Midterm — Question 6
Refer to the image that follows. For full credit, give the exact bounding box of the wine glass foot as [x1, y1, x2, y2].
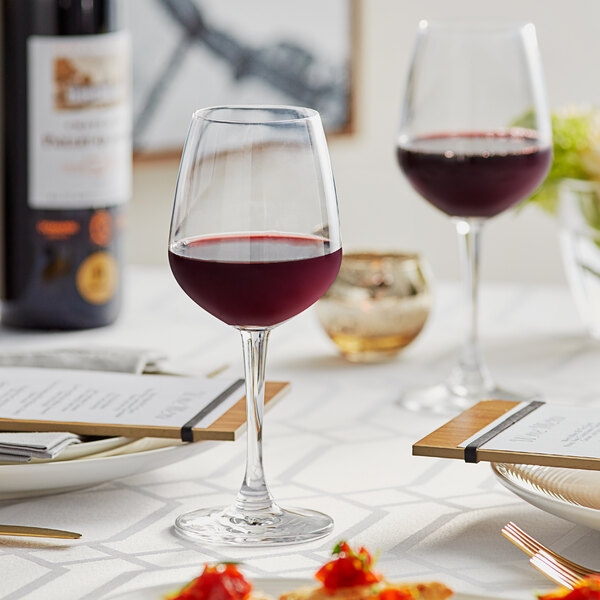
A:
[173, 504, 333, 546]
[397, 382, 538, 416]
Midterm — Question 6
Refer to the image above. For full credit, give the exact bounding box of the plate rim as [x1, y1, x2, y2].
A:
[492, 462, 600, 516]
[0, 438, 218, 499]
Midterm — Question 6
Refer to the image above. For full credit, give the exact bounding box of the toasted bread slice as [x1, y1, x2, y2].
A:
[385, 582, 453, 600]
[280, 584, 373, 600]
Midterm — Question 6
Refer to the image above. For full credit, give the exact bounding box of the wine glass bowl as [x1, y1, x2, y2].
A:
[397, 132, 552, 219]
[169, 233, 342, 328]
[396, 21, 552, 412]
[168, 105, 341, 545]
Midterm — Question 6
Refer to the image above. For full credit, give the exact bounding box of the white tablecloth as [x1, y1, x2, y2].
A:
[1, 266, 600, 600]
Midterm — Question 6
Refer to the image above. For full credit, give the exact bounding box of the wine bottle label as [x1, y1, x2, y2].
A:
[27, 31, 131, 209]
[35, 219, 81, 240]
[89, 209, 113, 247]
[76, 251, 118, 305]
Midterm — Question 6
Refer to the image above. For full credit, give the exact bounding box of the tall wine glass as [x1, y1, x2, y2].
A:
[396, 21, 552, 413]
[168, 106, 341, 545]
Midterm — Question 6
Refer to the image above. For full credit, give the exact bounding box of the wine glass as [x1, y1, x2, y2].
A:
[168, 106, 342, 545]
[396, 21, 552, 413]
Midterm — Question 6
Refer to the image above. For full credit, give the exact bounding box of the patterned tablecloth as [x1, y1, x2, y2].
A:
[1, 266, 600, 600]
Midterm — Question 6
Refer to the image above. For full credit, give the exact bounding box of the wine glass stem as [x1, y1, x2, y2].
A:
[453, 217, 492, 392]
[235, 327, 276, 513]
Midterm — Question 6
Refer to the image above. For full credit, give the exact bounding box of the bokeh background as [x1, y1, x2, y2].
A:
[126, 0, 600, 284]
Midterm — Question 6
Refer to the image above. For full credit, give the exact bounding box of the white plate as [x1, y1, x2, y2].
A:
[106, 576, 507, 600]
[492, 463, 600, 531]
[0, 439, 217, 499]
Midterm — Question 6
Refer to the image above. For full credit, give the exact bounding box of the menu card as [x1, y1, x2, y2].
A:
[0, 367, 289, 442]
[459, 402, 600, 457]
[413, 400, 600, 470]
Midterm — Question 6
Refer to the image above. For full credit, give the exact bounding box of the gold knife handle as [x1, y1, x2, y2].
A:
[0, 525, 81, 539]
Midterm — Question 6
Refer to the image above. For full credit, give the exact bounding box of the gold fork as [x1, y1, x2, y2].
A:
[501, 522, 598, 580]
[529, 550, 584, 589]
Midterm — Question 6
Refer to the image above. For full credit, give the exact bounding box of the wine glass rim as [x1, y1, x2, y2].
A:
[418, 18, 535, 34]
[192, 105, 320, 125]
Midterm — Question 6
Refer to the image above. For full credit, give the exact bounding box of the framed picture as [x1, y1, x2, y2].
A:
[128, 0, 357, 160]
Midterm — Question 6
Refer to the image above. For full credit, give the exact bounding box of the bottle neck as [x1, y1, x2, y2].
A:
[21, 0, 120, 36]
[55, 0, 116, 35]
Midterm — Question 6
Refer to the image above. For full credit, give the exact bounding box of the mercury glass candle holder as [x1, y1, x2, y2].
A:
[316, 251, 432, 362]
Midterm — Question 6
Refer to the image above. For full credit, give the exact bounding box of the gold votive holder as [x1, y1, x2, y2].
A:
[316, 251, 432, 363]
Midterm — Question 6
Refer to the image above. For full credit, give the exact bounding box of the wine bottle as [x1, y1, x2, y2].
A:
[0, 0, 130, 329]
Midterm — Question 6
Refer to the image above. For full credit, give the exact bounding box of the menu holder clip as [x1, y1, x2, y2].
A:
[0, 377, 290, 443]
[413, 399, 600, 471]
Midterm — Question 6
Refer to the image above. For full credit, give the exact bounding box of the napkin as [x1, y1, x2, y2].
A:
[0, 347, 168, 462]
[0, 347, 166, 374]
[0, 432, 81, 463]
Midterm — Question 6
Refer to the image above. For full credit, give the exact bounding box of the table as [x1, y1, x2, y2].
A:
[2, 266, 600, 600]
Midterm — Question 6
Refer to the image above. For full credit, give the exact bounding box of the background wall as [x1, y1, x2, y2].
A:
[129, 0, 600, 284]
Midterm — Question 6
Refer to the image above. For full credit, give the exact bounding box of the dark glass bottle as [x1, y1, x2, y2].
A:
[1, 0, 130, 329]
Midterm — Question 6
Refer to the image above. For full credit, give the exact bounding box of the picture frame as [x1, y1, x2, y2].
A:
[128, 0, 358, 161]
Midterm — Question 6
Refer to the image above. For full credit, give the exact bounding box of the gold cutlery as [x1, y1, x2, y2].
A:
[501, 521, 598, 586]
[530, 550, 585, 589]
[0, 525, 81, 539]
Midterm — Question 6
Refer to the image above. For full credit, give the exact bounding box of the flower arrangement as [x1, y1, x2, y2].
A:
[522, 105, 600, 216]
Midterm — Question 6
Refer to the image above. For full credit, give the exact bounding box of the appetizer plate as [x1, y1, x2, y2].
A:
[0, 439, 217, 499]
[105, 577, 508, 600]
[492, 462, 600, 531]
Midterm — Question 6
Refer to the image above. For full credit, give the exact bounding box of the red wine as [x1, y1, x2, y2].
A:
[169, 234, 342, 327]
[397, 132, 552, 218]
[1, 0, 130, 329]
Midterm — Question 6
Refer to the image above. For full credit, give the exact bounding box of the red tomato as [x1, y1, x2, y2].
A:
[315, 542, 382, 592]
[169, 564, 252, 600]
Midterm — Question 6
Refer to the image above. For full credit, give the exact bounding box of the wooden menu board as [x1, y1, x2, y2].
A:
[413, 400, 600, 471]
[0, 381, 289, 443]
